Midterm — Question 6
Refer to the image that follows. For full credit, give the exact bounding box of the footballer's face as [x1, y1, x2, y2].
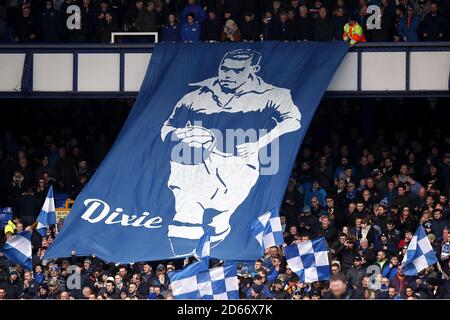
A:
[219, 58, 254, 91]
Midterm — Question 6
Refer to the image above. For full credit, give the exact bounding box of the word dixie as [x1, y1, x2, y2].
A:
[80, 199, 163, 229]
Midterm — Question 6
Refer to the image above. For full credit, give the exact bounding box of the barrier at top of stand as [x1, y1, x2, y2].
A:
[0, 42, 449, 98]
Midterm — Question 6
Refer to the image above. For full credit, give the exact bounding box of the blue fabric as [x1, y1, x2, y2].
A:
[45, 42, 348, 263]
[36, 186, 56, 236]
[0, 231, 32, 270]
[402, 225, 438, 276]
[284, 237, 330, 283]
[252, 208, 284, 252]
[180, 22, 201, 42]
[169, 261, 239, 300]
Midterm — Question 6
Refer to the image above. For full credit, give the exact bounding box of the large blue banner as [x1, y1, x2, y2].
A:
[45, 42, 348, 263]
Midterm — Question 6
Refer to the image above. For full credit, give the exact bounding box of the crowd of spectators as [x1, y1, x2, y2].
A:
[0, 0, 448, 43]
[0, 98, 449, 299]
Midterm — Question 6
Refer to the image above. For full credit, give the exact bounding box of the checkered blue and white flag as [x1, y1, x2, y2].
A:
[253, 208, 284, 251]
[0, 231, 32, 270]
[36, 186, 56, 237]
[284, 237, 330, 283]
[402, 225, 439, 276]
[169, 261, 239, 300]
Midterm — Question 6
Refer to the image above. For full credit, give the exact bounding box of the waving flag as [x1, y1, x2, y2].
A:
[0, 231, 32, 270]
[253, 208, 284, 251]
[194, 231, 211, 263]
[36, 186, 56, 237]
[284, 237, 330, 283]
[402, 225, 439, 276]
[45, 42, 349, 263]
[169, 261, 239, 300]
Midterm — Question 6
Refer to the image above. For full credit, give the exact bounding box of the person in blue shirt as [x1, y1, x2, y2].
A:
[180, 13, 201, 42]
[181, 0, 206, 24]
[162, 13, 180, 42]
[305, 179, 327, 207]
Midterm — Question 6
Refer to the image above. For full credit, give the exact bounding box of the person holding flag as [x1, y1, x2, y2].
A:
[402, 225, 440, 276]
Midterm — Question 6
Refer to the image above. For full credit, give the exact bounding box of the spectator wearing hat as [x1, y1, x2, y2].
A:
[271, 279, 290, 299]
[151, 264, 169, 291]
[375, 232, 397, 256]
[398, 4, 420, 41]
[1, 271, 21, 299]
[346, 256, 367, 290]
[297, 206, 318, 239]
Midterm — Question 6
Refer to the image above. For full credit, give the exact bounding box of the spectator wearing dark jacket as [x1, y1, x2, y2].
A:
[96, 12, 119, 43]
[278, 10, 295, 40]
[162, 13, 180, 42]
[39, 0, 61, 42]
[135, 1, 157, 33]
[1, 271, 21, 299]
[295, 6, 315, 41]
[421, 3, 448, 41]
[315, 7, 335, 41]
[390, 265, 417, 297]
[259, 11, 279, 40]
[201, 10, 222, 41]
[346, 257, 367, 290]
[14, 6, 37, 42]
[336, 239, 358, 273]
[240, 12, 260, 41]
[223, 0, 242, 21]
[332, 7, 347, 40]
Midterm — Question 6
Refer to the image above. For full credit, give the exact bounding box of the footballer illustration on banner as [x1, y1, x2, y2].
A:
[161, 49, 301, 254]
